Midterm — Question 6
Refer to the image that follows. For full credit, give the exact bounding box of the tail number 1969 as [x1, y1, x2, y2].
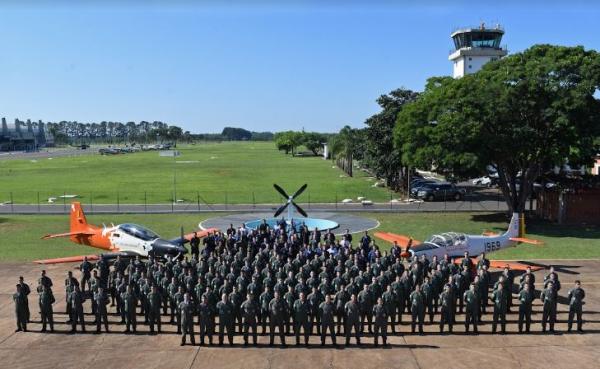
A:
[485, 241, 501, 252]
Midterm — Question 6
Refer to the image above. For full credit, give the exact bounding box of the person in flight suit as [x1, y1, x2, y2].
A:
[121, 284, 137, 333]
[93, 286, 109, 333]
[216, 293, 234, 346]
[567, 280, 585, 333]
[198, 295, 214, 345]
[319, 294, 337, 346]
[541, 281, 557, 333]
[268, 291, 287, 346]
[13, 284, 28, 332]
[410, 284, 425, 335]
[518, 282, 534, 333]
[240, 293, 259, 346]
[372, 297, 388, 347]
[463, 283, 479, 334]
[293, 292, 311, 346]
[70, 284, 86, 333]
[179, 293, 196, 346]
[147, 285, 162, 334]
[39, 284, 55, 333]
[439, 284, 454, 334]
[344, 294, 361, 346]
[491, 281, 507, 334]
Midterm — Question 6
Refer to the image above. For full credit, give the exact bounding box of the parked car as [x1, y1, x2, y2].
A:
[472, 176, 497, 187]
[416, 183, 465, 201]
[410, 180, 438, 197]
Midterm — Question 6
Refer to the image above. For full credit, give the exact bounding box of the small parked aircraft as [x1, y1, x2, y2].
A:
[36, 202, 217, 264]
[375, 212, 544, 271]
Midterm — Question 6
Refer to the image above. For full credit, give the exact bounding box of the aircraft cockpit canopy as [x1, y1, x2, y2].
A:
[119, 223, 160, 241]
[424, 232, 466, 247]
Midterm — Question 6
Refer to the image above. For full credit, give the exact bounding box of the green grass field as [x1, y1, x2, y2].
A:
[1, 212, 598, 262]
[0, 142, 391, 204]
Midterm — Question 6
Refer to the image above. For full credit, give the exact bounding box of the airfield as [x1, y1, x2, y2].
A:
[0, 259, 598, 369]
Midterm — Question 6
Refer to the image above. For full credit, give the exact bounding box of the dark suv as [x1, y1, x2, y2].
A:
[416, 183, 465, 201]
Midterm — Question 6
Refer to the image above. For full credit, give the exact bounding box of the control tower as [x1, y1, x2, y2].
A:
[449, 23, 507, 78]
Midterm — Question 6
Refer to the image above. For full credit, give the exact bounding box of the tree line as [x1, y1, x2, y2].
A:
[327, 44, 600, 213]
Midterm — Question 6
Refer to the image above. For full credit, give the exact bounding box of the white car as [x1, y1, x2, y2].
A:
[472, 176, 492, 186]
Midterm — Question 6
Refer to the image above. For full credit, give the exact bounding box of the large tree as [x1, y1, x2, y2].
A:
[363, 88, 419, 191]
[395, 45, 600, 213]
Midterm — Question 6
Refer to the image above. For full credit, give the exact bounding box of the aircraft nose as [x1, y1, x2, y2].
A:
[152, 239, 187, 256]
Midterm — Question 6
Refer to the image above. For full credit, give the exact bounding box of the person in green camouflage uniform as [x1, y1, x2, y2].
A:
[293, 292, 311, 346]
[217, 293, 234, 345]
[463, 283, 479, 334]
[240, 293, 259, 345]
[518, 282, 534, 333]
[13, 284, 28, 332]
[147, 285, 162, 334]
[410, 284, 425, 334]
[344, 294, 361, 346]
[491, 282, 507, 334]
[179, 293, 196, 346]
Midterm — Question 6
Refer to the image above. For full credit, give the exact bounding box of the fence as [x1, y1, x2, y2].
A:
[0, 188, 510, 214]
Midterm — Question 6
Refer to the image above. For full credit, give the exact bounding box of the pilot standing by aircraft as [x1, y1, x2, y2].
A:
[541, 281, 557, 333]
[121, 284, 137, 333]
[13, 284, 28, 332]
[518, 282, 534, 333]
[464, 283, 479, 334]
[198, 295, 214, 345]
[344, 294, 361, 346]
[190, 232, 200, 260]
[39, 285, 55, 332]
[319, 294, 337, 346]
[439, 284, 454, 333]
[179, 293, 196, 346]
[147, 285, 162, 334]
[79, 257, 93, 293]
[410, 284, 425, 335]
[567, 281, 585, 333]
[94, 286, 109, 333]
[69, 284, 86, 333]
[217, 293, 235, 346]
[17, 276, 31, 323]
[478, 266, 490, 315]
[240, 293, 259, 346]
[372, 297, 388, 346]
[491, 281, 507, 334]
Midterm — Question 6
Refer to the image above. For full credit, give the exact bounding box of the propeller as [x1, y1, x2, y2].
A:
[272, 183, 308, 219]
[399, 238, 413, 259]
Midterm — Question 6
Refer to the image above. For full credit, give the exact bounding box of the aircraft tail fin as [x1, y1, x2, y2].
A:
[70, 202, 89, 234]
[504, 212, 520, 238]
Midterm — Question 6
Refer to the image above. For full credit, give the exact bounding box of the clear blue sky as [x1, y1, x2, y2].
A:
[1, 1, 599, 133]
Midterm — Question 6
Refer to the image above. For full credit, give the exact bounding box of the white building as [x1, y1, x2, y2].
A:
[449, 23, 507, 78]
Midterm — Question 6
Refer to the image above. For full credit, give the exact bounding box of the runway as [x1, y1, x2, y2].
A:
[0, 260, 598, 369]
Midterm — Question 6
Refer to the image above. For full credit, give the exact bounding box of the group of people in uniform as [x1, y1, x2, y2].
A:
[13, 221, 587, 347]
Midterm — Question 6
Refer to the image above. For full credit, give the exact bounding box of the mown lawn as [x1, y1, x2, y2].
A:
[0, 142, 391, 204]
[1, 212, 598, 262]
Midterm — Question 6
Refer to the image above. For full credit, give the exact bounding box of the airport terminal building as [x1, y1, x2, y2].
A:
[0, 118, 54, 151]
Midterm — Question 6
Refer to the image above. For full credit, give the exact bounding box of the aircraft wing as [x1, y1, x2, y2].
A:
[374, 232, 420, 248]
[33, 254, 100, 265]
[42, 231, 96, 240]
[488, 260, 544, 271]
[169, 227, 219, 245]
[510, 237, 544, 245]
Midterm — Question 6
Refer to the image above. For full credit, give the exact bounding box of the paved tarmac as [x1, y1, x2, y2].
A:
[0, 260, 598, 369]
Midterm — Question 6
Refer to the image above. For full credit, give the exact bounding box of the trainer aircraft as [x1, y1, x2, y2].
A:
[36, 202, 217, 264]
[375, 213, 544, 271]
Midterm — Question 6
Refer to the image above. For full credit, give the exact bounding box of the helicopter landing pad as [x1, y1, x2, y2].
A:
[199, 212, 379, 235]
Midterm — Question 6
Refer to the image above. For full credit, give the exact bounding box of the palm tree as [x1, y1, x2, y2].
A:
[329, 125, 355, 177]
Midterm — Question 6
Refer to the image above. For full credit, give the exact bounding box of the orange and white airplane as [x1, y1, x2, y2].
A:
[36, 202, 217, 264]
[375, 212, 544, 271]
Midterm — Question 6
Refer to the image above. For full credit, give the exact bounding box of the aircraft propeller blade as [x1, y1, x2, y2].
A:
[273, 184, 290, 199]
[292, 201, 308, 217]
[291, 184, 308, 199]
[274, 203, 289, 217]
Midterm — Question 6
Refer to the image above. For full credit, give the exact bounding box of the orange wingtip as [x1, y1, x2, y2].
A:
[34, 254, 100, 265]
[488, 260, 544, 271]
[184, 228, 219, 240]
[374, 232, 420, 248]
[510, 237, 544, 245]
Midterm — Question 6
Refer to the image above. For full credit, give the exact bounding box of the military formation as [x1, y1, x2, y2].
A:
[13, 222, 587, 347]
